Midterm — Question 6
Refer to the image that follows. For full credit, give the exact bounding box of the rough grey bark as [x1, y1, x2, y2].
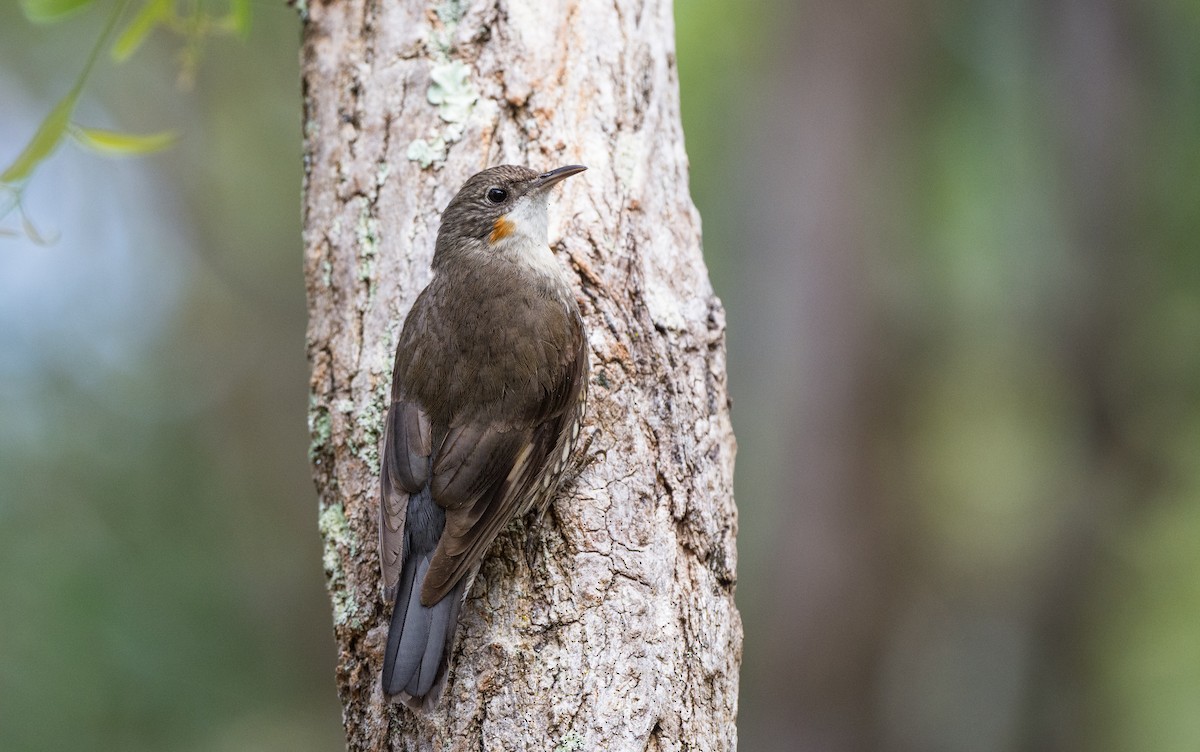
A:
[300, 1, 740, 749]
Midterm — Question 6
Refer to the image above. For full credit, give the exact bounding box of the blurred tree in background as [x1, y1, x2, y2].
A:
[0, 2, 343, 749]
[2, 0, 1198, 750]
[677, 1, 1200, 750]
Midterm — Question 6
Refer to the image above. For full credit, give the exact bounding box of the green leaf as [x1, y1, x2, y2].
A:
[111, 0, 171, 62]
[69, 125, 177, 155]
[224, 0, 252, 38]
[20, 0, 95, 24]
[1, 91, 78, 184]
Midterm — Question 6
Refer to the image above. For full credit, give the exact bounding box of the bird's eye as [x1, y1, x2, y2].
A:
[486, 187, 508, 204]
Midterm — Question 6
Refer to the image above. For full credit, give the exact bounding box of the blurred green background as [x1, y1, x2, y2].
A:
[2, 0, 1198, 750]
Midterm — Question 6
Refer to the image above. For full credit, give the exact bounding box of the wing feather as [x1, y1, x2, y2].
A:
[418, 322, 587, 606]
[380, 400, 432, 600]
[431, 423, 523, 508]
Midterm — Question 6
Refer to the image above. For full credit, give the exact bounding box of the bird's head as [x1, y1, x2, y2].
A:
[434, 164, 586, 268]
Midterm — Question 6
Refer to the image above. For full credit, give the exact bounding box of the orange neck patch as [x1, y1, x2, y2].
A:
[489, 216, 516, 244]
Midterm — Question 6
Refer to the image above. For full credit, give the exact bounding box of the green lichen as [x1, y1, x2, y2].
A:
[358, 376, 391, 476]
[308, 401, 331, 460]
[341, 377, 389, 477]
[407, 137, 446, 169]
[318, 503, 362, 628]
[331, 588, 359, 628]
[407, 60, 480, 170]
[318, 503, 352, 568]
[435, 0, 467, 26]
[356, 204, 380, 299]
[356, 408, 382, 475]
[430, 0, 467, 55]
[554, 732, 585, 752]
[356, 206, 379, 265]
[427, 61, 477, 124]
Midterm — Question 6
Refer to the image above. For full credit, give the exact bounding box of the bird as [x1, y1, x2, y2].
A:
[379, 164, 589, 709]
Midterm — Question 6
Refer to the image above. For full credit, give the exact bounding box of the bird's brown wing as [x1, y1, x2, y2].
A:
[379, 399, 431, 600]
[419, 326, 588, 605]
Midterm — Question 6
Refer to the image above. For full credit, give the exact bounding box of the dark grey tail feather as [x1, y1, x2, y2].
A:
[381, 553, 466, 708]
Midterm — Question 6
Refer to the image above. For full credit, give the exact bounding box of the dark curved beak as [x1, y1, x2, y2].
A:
[532, 164, 587, 190]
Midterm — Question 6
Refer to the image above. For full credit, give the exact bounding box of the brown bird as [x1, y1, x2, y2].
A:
[379, 164, 589, 708]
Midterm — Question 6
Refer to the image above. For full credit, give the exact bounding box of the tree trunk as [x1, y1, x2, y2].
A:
[300, 1, 740, 749]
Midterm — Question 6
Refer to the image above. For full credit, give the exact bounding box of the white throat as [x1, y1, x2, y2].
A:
[495, 192, 565, 280]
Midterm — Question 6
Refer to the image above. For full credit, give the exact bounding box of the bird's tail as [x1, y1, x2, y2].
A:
[381, 552, 466, 709]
